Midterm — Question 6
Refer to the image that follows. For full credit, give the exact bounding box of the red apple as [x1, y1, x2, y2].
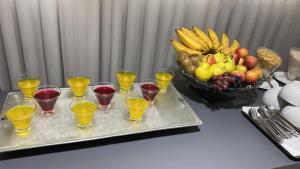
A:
[245, 70, 259, 84]
[231, 70, 246, 81]
[243, 55, 257, 69]
[232, 53, 240, 65]
[236, 48, 249, 58]
[207, 55, 216, 65]
[251, 67, 263, 78]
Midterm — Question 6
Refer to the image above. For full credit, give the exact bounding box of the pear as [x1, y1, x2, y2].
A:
[211, 63, 226, 76]
[195, 64, 212, 82]
[214, 53, 226, 63]
[199, 62, 210, 69]
[225, 59, 235, 73]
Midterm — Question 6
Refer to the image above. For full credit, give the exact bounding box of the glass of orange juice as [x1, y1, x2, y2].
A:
[67, 74, 91, 98]
[70, 98, 97, 129]
[155, 69, 174, 94]
[125, 94, 150, 121]
[116, 70, 136, 93]
[3, 100, 36, 135]
[16, 73, 40, 98]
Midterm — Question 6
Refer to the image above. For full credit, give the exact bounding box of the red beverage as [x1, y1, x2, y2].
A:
[140, 83, 160, 103]
[34, 89, 60, 114]
[93, 86, 115, 109]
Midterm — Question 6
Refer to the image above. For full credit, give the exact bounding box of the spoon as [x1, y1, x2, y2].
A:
[249, 108, 283, 143]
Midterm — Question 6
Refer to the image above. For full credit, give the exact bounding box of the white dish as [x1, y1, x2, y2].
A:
[262, 86, 285, 110]
[258, 79, 279, 90]
[281, 106, 300, 128]
[279, 81, 300, 106]
[273, 71, 300, 84]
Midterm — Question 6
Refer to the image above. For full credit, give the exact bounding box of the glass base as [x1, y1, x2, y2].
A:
[15, 126, 31, 136]
[129, 116, 142, 122]
[73, 95, 86, 99]
[119, 88, 130, 93]
[159, 89, 167, 94]
[77, 123, 91, 129]
[41, 109, 55, 116]
[99, 104, 111, 111]
[24, 96, 34, 100]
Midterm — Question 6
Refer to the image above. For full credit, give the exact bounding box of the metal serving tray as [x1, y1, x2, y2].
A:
[0, 83, 202, 153]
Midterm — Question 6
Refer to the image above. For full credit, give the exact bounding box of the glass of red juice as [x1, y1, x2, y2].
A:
[139, 79, 160, 104]
[34, 85, 61, 116]
[92, 82, 116, 111]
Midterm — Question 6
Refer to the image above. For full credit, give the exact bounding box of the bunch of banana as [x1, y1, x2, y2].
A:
[171, 26, 240, 57]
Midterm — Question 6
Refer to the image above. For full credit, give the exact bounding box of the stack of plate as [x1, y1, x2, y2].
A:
[262, 80, 300, 128]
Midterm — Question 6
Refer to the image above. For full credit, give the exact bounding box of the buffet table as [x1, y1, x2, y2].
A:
[0, 80, 298, 169]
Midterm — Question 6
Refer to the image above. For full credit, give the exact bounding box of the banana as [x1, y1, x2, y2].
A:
[229, 40, 239, 52]
[176, 29, 204, 50]
[220, 32, 229, 50]
[180, 27, 208, 49]
[171, 38, 202, 56]
[192, 26, 213, 49]
[208, 28, 220, 49]
[223, 40, 240, 55]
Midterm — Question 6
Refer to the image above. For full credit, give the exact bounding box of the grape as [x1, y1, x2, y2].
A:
[211, 73, 244, 91]
[223, 81, 230, 86]
[211, 76, 218, 82]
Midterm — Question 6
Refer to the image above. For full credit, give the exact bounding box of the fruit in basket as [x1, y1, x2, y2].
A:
[208, 28, 220, 49]
[231, 70, 246, 81]
[220, 33, 229, 51]
[211, 74, 236, 92]
[211, 63, 226, 76]
[245, 70, 259, 84]
[172, 26, 240, 58]
[251, 67, 263, 78]
[180, 27, 208, 49]
[178, 51, 190, 59]
[195, 64, 212, 82]
[192, 26, 213, 49]
[171, 26, 265, 89]
[225, 59, 235, 72]
[171, 38, 202, 55]
[232, 53, 240, 64]
[214, 53, 226, 63]
[243, 55, 257, 69]
[235, 65, 247, 73]
[185, 64, 196, 75]
[236, 48, 249, 58]
[180, 57, 193, 67]
[238, 58, 244, 65]
[207, 55, 216, 65]
[176, 29, 204, 50]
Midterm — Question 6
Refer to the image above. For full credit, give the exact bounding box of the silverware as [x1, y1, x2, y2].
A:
[266, 105, 299, 137]
[249, 108, 283, 143]
[258, 106, 292, 139]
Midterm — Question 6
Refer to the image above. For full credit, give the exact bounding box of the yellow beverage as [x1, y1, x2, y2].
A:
[71, 101, 97, 128]
[67, 76, 90, 97]
[17, 79, 40, 98]
[6, 105, 36, 135]
[155, 72, 174, 93]
[116, 71, 136, 92]
[127, 98, 149, 121]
